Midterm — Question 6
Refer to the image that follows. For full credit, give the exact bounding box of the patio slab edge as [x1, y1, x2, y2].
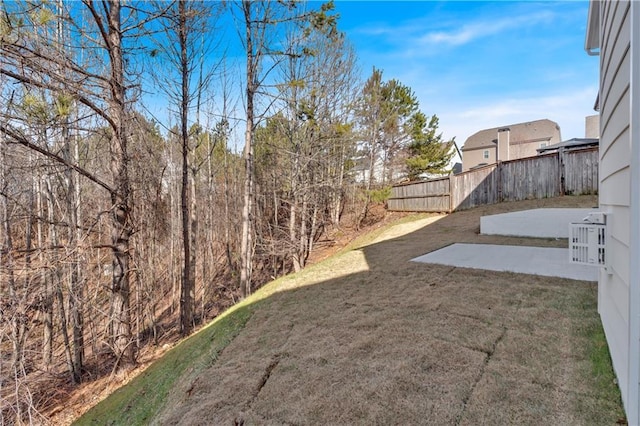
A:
[411, 243, 598, 281]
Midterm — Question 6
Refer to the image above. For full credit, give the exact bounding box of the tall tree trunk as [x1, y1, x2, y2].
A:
[1, 126, 20, 373]
[37, 177, 53, 368]
[62, 118, 83, 383]
[240, 117, 254, 297]
[240, 0, 256, 298]
[289, 151, 301, 272]
[58, 0, 84, 382]
[332, 142, 346, 225]
[308, 200, 319, 254]
[45, 175, 74, 382]
[189, 169, 197, 323]
[203, 134, 212, 320]
[106, 0, 134, 367]
[2, 135, 30, 424]
[169, 151, 177, 315]
[298, 192, 309, 270]
[290, 197, 300, 272]
[358, 137, 377, 228]
[224, 138, 234, 272]
[179, 0, 194, 335]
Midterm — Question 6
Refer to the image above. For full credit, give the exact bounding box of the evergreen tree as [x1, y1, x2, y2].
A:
[405, 112, 455, 180]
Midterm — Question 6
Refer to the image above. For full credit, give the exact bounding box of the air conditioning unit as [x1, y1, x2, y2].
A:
[569, 211, 609, 271]
[569, 223, 605, 265]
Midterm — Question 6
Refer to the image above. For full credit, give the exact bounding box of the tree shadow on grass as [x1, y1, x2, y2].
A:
[76, 195, 623, 425]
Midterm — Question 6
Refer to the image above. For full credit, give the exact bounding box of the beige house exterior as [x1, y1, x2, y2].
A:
[586, 1, 640, 424]
[585, 114, 600, 138]
[460, 119, 561, 171]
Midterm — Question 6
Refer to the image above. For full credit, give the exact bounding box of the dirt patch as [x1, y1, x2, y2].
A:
[306, 204, 415, 266]
[109, 196, 625, 424]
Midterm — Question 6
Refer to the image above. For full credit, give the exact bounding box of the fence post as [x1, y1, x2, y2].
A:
[448, 176, 453, 213]
[497, 161, 503, 203]
[559, 148, 566, 195]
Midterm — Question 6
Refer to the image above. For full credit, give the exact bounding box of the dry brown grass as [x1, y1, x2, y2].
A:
[150, 195, 626, 425]
[88, 195, 626, 425]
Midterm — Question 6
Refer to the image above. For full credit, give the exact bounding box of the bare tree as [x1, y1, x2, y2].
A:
[150, 0, 217, 335]
[0, 0, 148, 367]
[237, 0, 338, 296]
[0, 1, 367, 421]
[250, 6, 352, 274]
[239, 0, 259, 298]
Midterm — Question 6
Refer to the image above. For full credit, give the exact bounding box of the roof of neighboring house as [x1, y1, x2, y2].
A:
[461, 119, 561, 152]
[537, 138, 599, 154]
[469, 163, 490, 171]
[451, 162, 462, 175]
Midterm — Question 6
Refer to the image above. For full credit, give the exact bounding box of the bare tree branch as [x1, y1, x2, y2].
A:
[0, 68, 118, 130]
[0, 123, 115, 194]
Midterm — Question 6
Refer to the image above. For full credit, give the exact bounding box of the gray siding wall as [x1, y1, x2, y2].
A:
[597, 0, 632, 411]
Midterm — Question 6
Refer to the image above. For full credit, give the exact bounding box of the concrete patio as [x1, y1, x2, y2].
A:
[412, 208, 601, 281]
[412, 243, 598, 281]
[479, 208, 597, 238]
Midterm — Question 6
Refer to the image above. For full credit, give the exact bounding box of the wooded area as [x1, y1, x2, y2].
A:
[0, 1, 456, 422]
[389, 147, 599, 212]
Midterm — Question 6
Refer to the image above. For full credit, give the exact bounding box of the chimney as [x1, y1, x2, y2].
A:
[585, 115, 600, 138]
[497, 128, 510, 161]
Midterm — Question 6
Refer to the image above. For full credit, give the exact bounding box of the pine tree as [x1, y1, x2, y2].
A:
[406, 113, 455, 180]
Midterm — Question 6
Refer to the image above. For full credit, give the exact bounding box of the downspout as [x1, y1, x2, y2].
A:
[586, 0, 601, 56]
[628, 2, 640, 424]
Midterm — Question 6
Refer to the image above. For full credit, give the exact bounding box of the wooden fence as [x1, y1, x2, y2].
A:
[388, 147, 599, 213]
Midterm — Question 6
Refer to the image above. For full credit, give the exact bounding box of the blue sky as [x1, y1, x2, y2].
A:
[331, 1, 599, 155]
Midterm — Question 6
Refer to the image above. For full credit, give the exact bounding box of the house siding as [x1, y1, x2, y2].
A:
[509, 142, 541, 160]
[599, 127, 630, 178]
[461, 119, 561, 171]
[628, 2, 640, 422]
[462, 148, 494, 171]
[461, 141, 551, 172]
[596, 0, 635, 416]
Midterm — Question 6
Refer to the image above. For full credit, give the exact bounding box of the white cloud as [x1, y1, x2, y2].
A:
[353, 24, 397, 37]
[419, 10, 556, 47]
[352, 7, 562, 63]
[351, 7, 557, 54]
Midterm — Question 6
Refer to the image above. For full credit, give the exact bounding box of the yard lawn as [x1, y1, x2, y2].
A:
[78, 195, 625, 425]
